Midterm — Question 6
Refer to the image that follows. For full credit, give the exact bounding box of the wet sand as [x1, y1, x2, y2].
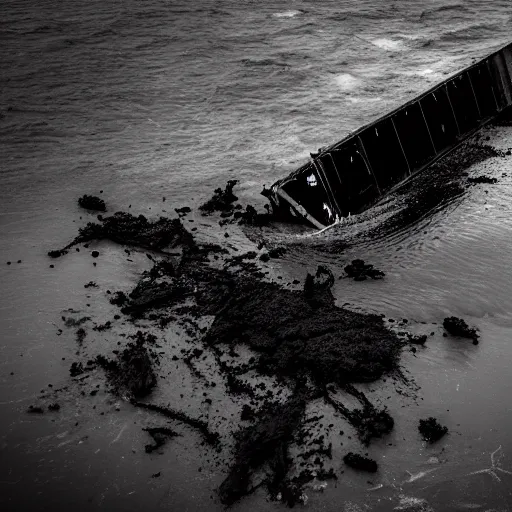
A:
[2, 119, 512, 511]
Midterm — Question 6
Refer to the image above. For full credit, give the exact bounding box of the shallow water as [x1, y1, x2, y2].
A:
[269, 124, 512, 510]
[2, 0, 512, 510]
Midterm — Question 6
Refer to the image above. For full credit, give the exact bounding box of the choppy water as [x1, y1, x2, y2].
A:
[2, 0, 512, 205]
[2, 1, 512, 511]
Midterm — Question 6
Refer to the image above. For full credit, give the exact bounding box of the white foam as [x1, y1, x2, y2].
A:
[334, 73, 361, 91]
[274, 10, 302, 18]
[402, 56, 458, 79]
[394, 495, 434, 511]
[346, 95, 382, 104]
[371, 38, 406, 51]
[400, 67, 440, 79]
[400, 33, 422, 40]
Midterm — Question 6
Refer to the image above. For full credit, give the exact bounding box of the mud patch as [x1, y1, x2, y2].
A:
[78, 195, 106, 212]
[344, 259, 385, 281]
[218, 394, 306, 506]
[199, 180, 239, 215]
[95, 337, 157, 398]
[468, 175, 498, 184]
[418, 417, 448, 443]
[48, 212, 195, 257]
[49, 205, 418, 506]
[443, 316, 479, 344]
[133, 401, 220, 447]
[204, 280, 401, 389]
[407, 334, 428, 346]
[143, 427, 180, 453]
[76, 327, 86, 343]
[325, 385, 394, 445]
[343, 452, 378, 472]
[200, 180, 272, 226]
[69, 362, 84, 377]
[27, 405, 44, 414]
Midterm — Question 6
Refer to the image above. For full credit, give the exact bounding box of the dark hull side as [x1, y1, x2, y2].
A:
[269, 42, 512, 229]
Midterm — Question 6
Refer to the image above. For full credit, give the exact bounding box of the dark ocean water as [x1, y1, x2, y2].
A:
[2, 0, 511, 206]
[2, 1, 512, 511]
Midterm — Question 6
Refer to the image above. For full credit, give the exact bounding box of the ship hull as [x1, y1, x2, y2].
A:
[269, 42, 512, 228]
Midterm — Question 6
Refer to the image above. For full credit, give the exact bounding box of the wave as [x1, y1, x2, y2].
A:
[1, 105, 55, 115]
[133, 9, 173, 20]
[398, 55, 459, 80]
[420, 3, 470, 20]
[0, 29, 24, 41]
[241, 58, 289, 68]
[135, 35, 178, 52]
[346, 96, 382, 104]
[370, 38, 407, 52]
[23, 24, 62, 35]
[325, 7, 408, 22]
[333, 73, 361, 91]
[209, 8, 234, 17]
[438, 22, 509, 42]
[273, 10, 305, 19]
[90, 27, 118, 39]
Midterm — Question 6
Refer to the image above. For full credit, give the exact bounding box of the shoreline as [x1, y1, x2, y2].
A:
[44, 190, 409, 506]
[2, 120, 512, 511]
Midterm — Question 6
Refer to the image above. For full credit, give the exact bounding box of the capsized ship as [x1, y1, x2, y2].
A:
[267, 42, 512, 229]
